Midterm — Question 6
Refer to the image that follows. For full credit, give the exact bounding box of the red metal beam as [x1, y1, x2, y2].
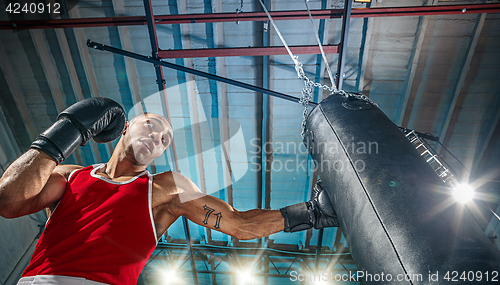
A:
[157, 45, 338, 58]
[1, 3, 499, 30]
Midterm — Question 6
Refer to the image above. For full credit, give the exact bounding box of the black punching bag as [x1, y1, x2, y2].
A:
[303, 94, 500, 284]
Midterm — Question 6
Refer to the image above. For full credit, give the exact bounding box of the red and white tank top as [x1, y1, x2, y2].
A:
[22, 164, 158, 285]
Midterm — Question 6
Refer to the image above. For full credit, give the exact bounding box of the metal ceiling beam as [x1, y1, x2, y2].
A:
[158, 45, 338, 58]
[148, 252, 354, 269]
[146, 252, 354, 276]
[336, 0, 353, 90]
[143, 1, 197, 284]
[87, 41, 317, 106]
[156, 243, 352, 257]
[3, 3, 500, 30]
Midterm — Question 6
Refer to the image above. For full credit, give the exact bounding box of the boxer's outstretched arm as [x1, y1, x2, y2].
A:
[171, 195, 284, 240]
[158, 172, 284, 240]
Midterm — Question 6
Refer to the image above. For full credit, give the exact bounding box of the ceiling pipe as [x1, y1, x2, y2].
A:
[87, 40, 317, 106]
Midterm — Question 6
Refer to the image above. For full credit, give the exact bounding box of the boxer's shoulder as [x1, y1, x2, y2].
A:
[151, 171, 200, 207]
[152, 171, 193, 192]
[53, 164, 84, 180]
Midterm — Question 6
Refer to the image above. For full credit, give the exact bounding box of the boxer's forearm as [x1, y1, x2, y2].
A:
[233, 209, 284, 240]
[0, 149, 57, 218]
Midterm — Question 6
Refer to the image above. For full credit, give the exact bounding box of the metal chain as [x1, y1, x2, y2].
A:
[296, 62, 336, 138]
[237, 0, 244, 12]
[257, 0, 377, 138]
[347, 92, 378, 107]
[257, 0, 378, 138]
[296, 63, 378, 138]
[299, 78, 315, 139]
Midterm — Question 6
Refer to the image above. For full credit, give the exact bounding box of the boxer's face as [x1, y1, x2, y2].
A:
[123, 114, 172, 165]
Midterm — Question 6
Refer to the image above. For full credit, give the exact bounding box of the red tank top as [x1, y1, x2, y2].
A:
[22, 164, 158, 285]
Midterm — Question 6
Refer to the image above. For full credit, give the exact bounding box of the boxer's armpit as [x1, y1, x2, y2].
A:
[155, 223, 166, 240]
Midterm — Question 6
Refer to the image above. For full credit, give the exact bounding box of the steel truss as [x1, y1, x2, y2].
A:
[141, 243, 357, 284]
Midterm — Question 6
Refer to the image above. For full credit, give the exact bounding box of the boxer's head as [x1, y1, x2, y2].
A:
[120, 113, 172, 166]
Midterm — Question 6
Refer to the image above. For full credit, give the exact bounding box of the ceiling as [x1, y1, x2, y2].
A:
[1, 0, 499, 284]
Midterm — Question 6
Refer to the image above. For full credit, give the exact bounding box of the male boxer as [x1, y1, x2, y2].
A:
[0, 98, 338, 285]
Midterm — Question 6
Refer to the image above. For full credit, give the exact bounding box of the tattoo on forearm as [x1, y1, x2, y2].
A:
[203, 204, 223, 229]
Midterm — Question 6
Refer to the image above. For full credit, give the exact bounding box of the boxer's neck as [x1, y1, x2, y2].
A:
[104, 157, 146, 179]
[105, 144, 149, 179]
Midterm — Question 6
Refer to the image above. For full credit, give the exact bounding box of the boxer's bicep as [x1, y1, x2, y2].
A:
[37, 165, 82, 217]
[157, 171, 245, 239]
[36, 172, 67, 213]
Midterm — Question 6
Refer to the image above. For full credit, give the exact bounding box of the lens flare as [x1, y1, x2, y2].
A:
[161, 268, 182, 285]
[235, 268, 256, 285]
[452, 184, 475, 203]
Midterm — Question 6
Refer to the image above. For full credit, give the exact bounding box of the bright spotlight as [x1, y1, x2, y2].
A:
[235, 268, 256, 285]
[312, 279, 330, 284]
[161, 268, 182, 285]
[452, 184, 475, 203]
[309, 275, 331, 284]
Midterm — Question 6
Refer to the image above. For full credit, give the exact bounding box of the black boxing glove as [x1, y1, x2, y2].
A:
[280, 180, 339, 232]
[30, 97, 126, 164]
